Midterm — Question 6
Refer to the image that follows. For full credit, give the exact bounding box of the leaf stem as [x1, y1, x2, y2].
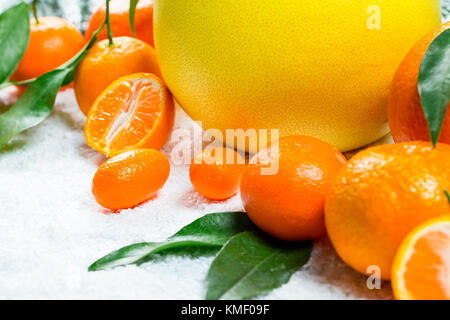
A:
[129, 0, 138, 38]
[445, 190, 450, 205]
[32, 0, 39, 24]
[105, 0, 114, 46]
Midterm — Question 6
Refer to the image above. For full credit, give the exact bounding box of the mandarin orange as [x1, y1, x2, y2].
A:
[240, 135, 347, 241]
[392, 215, 450, 300]
[325, 142, 450, 280]
[189, 147, 246, 200]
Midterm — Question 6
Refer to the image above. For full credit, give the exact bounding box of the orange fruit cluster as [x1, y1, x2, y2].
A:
[52, 3, 174, 214]
[392, 215, 450, 300]
[75, 12, 449, 299]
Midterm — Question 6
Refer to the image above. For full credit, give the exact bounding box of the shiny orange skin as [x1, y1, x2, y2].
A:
[74, 36, 161, 115]
[11, 17, 84, 81]
[325, 142, 450, 280]
[84, 0, 155, 47]
[189, 147, 246, 200]
[92, 149, 170, 210]
[388, 21, 450, 145]
[240, 135, 347, 241]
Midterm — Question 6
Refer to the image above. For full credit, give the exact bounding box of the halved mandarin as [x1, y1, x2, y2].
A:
[85, 73, 174, 157]
[392, 215, 450, 300]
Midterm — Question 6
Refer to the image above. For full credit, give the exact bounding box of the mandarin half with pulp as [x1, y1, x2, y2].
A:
[392, 215, 450, 300]
[85, 73, 174, 157]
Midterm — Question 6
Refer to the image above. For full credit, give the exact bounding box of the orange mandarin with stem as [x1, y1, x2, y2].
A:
[241, 135, 347, 241]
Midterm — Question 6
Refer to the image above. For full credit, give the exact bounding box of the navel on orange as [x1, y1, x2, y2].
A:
[392, 215, 450, 300]
[85, 73, 174, 157]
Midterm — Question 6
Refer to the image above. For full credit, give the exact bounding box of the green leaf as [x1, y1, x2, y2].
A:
[418, 28, 450, 147]
[206, 231, 313, 300]
[445, 190, 450, 205]
[0, 68, 72, 147]
[88, 212, 258, 271]
[129, 0, 139, 38]
[0, 2, 30, 84]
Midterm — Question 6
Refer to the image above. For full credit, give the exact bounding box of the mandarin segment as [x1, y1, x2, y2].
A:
[85, 73, 174, 157]
[325, 142, 450, 280]
[92, 149, 170, 210]
[189, 147, 246, 200]
[240, 135, 347, 241]
[392, 216, 450, 300]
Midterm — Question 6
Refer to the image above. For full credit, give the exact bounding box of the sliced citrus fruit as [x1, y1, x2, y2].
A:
[85, 73, 174, 157]
[392, 215, 450, 300]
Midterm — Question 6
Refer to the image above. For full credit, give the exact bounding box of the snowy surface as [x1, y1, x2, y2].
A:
[0, 87, 393, 300]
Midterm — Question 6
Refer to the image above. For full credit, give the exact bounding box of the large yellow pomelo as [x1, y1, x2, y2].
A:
[154, 0, 441, 152]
